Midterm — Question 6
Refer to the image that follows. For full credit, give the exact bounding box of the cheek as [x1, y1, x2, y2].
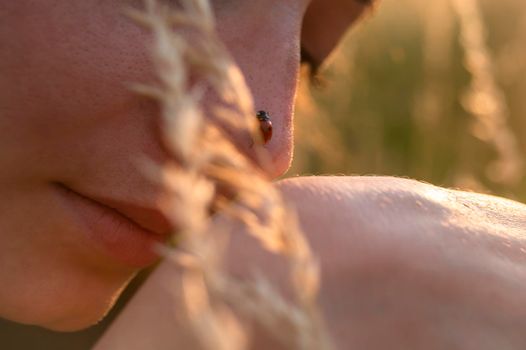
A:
[0, 1, 155, 170]
[0, 2, 150, 329]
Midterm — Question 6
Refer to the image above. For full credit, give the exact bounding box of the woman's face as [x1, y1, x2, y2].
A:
[0, 0, 369, 331]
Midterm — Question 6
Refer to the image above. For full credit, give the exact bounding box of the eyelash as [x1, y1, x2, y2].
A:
[300, 46, 320, 76]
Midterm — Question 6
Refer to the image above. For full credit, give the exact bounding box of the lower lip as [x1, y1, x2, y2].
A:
[54, 184, 168, 268]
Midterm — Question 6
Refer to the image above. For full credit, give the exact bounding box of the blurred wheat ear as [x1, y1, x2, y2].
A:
[125, 0, 334, 349]
[452, 0, 524, 186]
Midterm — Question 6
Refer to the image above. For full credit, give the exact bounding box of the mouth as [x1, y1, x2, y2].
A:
[87, 193, 172, 237]
[54, 183, 171, 268]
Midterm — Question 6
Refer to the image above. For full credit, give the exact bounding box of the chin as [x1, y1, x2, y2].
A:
[2, 273, 131, 333]
[41, 311, 110, 332]
[52, 279, 134, 332]
[39, 296, 118, 332]
[21, 297, 114, 333]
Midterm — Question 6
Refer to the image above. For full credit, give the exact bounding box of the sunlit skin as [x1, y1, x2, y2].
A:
[97, 177, 526, 349]
[0, 0, 368, 331]
[3, 0, 526, 348]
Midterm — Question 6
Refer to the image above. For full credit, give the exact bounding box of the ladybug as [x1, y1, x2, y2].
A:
[256, 110, 273, 144]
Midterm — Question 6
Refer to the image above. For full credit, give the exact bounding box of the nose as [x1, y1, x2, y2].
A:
[213, 3, 305, 178]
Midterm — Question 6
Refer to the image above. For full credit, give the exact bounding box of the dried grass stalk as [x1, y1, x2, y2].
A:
[126, 0, 334, 349]
[451, 0, 524, 185]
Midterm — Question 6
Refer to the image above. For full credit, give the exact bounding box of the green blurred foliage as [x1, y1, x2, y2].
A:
[290, 0, 526, 201]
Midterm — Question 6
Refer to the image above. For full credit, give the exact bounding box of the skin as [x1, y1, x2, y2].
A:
[3, 0, 526, 348]
[0, 0, 369, 331]
[96, 177, 526, 349]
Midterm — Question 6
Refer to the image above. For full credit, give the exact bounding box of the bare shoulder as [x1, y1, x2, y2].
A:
[276, 175, 526, 265]
[278, 174, 525, 206]
[277, 175, 526, 232]
[277, 175, 452, 217]
[96, 176, 526, 349]
[276, 176, 526, 348]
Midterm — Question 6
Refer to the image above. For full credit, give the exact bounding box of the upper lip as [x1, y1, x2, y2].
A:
[59, 184, 172, 236]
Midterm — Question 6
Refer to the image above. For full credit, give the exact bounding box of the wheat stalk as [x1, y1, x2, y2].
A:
[126, 0, 333, 349]
[451, 0, 524, 186]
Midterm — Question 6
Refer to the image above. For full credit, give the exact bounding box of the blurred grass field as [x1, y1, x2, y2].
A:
[290, 0, 526, 201]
